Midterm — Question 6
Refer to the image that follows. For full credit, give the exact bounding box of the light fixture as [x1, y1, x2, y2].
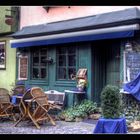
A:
[43, 6, 50, 13]
[43, 57, 54, 64]
[125, 41, 133, 52]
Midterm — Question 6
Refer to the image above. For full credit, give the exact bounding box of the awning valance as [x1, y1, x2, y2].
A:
[10, 24, 139, 48]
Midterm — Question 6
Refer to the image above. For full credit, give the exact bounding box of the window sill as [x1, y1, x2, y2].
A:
[28, 80, 48, 86]
[55, 80, 76, 87]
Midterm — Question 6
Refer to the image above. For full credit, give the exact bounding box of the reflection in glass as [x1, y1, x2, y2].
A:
[68, 48, 75, 54]
[68, 68, 76, 79]
[41, 56, 47, 66]
[33, 57, 39, 66]
[33, 68, 39, 78]
[57, 47, 66, 54]
[68, 55, 76, 66]
[59, 55, 66, 66]
[41, 68, 46, 78]
[58, 68, 66, 79]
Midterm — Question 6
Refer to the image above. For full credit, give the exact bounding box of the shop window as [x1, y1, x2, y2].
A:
[0, 41, 6, 69]
[31, 48, 47, 80]
[56, 46, 76, 80]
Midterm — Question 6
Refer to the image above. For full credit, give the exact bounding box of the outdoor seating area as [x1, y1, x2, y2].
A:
[0, 83, 139, 134]
[0, 84, 67, 129]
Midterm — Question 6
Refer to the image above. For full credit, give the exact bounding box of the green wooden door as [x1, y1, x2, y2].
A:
[92, 40, 120, 104]
[106, 42, 120, 87]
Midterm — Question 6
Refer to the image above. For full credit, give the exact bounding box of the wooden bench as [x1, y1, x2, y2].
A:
[44, 90, 65, 109]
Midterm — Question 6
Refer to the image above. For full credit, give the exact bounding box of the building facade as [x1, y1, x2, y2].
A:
[0, 6, 19, 91]
[10, 6, 140, 106]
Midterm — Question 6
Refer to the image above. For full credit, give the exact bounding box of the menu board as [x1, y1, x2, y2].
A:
[18, 56, 28, 80]
[126, 52, 140, 81]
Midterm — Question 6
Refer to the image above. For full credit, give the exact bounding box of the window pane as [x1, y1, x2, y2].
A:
[58, 55, 66, 66]
[57, 48, 66, 54]
[68, 47, 75, 54]
[40, 48, 47, 55]
[68, 68, 76, 80]
[33, 51, 39, 56]
[33, 68, 39, 78]
[68, 55, 76, 66]
[31, 47, 47, 80]
[57, 68, 66, 79]
[41, 56, 47, 66]
[33, 57, 39, 66]
[41, 68, 46, 78]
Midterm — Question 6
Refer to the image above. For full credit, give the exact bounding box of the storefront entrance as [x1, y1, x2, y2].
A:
[92, 39, 121, 103]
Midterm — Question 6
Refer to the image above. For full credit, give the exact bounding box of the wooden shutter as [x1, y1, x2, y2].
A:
[18, 55, 28, 80]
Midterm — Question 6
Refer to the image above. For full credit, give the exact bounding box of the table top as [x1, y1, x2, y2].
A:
[64, 90, 86, 94]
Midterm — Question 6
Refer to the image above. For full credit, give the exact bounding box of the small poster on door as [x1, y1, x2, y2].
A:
[18, 55, 28, 80]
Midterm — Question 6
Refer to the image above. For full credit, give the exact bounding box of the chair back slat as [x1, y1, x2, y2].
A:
[31, 87, 48, 106]
[0, 88, 10, 103]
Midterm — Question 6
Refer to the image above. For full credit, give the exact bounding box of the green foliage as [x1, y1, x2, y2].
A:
[101, 85, 121, 119]
[59, 99, 98, 121]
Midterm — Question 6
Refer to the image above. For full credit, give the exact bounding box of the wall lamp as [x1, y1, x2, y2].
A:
[43, 57, 54, 64]
[42, 6, 50, 13]
[125, 40, 140, 52]
[125, 41, 133, 52]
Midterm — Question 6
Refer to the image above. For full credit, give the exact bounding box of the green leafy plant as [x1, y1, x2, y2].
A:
[59, 99, 98, 121]
[101, 85, 121, 119]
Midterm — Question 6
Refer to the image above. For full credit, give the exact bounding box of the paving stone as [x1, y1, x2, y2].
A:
[0, 119, 95, 134]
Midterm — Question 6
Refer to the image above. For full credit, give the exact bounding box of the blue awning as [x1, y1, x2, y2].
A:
[11, 30, 134, 48]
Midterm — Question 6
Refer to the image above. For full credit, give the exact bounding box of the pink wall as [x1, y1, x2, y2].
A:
[20, 6, 140, 29]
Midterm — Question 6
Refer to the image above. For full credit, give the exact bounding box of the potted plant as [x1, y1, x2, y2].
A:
[94, 85, 127, 133]
[101, 85, 122, 118]
[76, 78, 88, 92]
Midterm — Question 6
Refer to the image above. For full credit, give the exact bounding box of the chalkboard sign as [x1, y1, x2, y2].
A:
[126, 52, 140, 81]
[18, 56, 28, 80]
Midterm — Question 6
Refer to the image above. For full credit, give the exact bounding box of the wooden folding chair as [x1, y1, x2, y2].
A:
[28, 87, 56, 129]
[14, 89, 32, 127]
[11, 85, 26, 113]
[0, 88, 16, 121]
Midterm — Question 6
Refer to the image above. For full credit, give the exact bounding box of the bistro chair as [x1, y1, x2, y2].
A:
[11, 85, 26, 113]
[14, 88, 32, 127]
[29, 87, 56, 129]
[15, 87, 56, 129]
[0, 88, 16, 121]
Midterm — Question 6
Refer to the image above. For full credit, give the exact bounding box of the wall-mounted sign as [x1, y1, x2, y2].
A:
[18, 55, 28, 80]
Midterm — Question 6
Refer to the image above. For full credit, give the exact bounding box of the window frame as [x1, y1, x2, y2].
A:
[30, 47, 48, 80]
[56, 46, 77, 81]
[0, 41, 6, 70]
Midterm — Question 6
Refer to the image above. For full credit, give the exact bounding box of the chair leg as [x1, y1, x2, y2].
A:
[27, 110, 41, 129]
[14, 115, 25, 127]
[12, 114, 17, 122]
[46, 113, 56, 126]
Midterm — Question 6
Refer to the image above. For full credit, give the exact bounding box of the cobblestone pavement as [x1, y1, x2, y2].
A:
[0, 119, 96, 134]
[0, 118, 139, 134]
